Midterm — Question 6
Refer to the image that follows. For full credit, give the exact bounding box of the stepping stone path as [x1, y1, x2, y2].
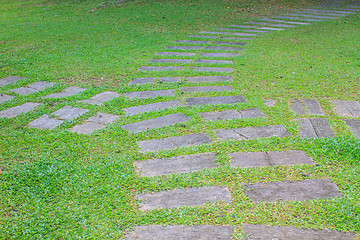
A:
[0, 94, 14, 103]
[71, 112, 120, 134]
[124, 100, 184, 116]
[43, 86, 87, 99]
[331, 100, 360, 117]
[296, 118, 335, 139]
[199, 108, 265, 121]
[123, 89, 175, 99]
[290, 99, 324, 115]
[0, 76, 24, 86]
[9, 81, 55, 95]
[0, 102, 41, 118]
[81, 91, 119, 105]
[186, 95, 245, 106]
[180, 85, 233, 93]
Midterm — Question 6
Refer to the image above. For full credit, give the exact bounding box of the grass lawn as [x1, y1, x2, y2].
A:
[1, 0, 360, 238]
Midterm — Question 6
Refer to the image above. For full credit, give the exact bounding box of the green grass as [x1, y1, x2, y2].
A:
[1, 0, 360, 239]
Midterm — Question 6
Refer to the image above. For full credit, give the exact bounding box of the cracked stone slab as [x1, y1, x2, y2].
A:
[344, 119, 360, 138]
[156, 52, 196, 56]
[0, 102, 41, 118]
[0, 94, 14, 103]
[187, 75, 233, 83]
[134, 186, 231, 210]
[215, 125, 291, 140]
[137, 133, 212, 152]
[0, 76, 24, 86]
[195, 59, 233, 64]
[166, 46, 203, 50]
[243, 179, 342, 202]
[191, 67, 233, 72]
[138, 66, 184, 71]
[124, 100, 184, 116]
[186, 95, 246, 106]
[199, 108, 265, 121]
[228, 150, 314, 169]
[296, 118, 335, 139]
[81, 92, 120, 105]
[290, 99, 324, 115]
[205, 46, 243, 51]
[123, 89, 175, 99]
[242, 224, 355, 240]
[126, 225, 234, 240]
[201, 53, 240, 57]
[149, 59, 192, 64]
[43, 86, 87, 99]
[28, 114, 63, 130]
[71, 112, 120, 134]
[122, 113, 191, 133]
[181, 86, 234, 93]
[134, 152, 217, 177]
[52, 106, 89, 121]
[9, 81, 55, 95]
[129, 77, 180, 85]
[331, 100, 360, 117]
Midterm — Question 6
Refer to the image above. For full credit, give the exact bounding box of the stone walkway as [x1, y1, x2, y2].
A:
[1, 1, 359, 239]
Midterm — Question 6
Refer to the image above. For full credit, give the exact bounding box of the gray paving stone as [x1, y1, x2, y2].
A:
[126, 225, 234, 240]
[229, 25, 257, 28]
[9, 87, 38, 95]
[213, 41, 247, 46]
[299, 11, 347, 16]
[228, 150, 313, 169]
[201, 52, 240, 57]
[243, 179, 342, 202]
[134, 152, 217, 177]
[290, 99, 324, 116]
[200, 31, 231, 35]
[81, 92, 120, 105]
[166, 46, 203, 50]
[186, 95, 245, 106]
[157, 52, 196, 56]
[205, 46, 243, 51]
[344, 119, 360, 139]
[10, 81, 55, 95]
[260, 18, 310, 24]
[199, 108, 265, 121]
[192, 67, 233, 72]
[188, 35, 219, 39]
[233, 33, 259, 36]
[28, 114, 63, 130]
[215, 125, 291, 140]
[218, 27, 252, 31]
[180, 86, 234, 93]
[124, 100, 184, 116]
[331, 100, 360, 117]
[176, 40, 209, 44]
[123, 89, 175, 99]
[43, 86, 87, 99]
[138, 66, 184, 71]
[289, 14, 336, 19]
[296, 118, 335, 139]
[0, 76, 24, 86]
[257, 27, 284, 31]
[264, 99, 276, 107]
[0, 102, 41, 118]
[129, 77, 180, 85]
[242, 224, 355, 240]
[0, 94, 14, 103]
[149, 59, 192, 64]
[224, 37, 254, 40]
[122, 113, 191, 133]
[195, 59, 234, 64]
[247, 22, 296, 27]
[53, 106, 89, 121]
[71, 112, 120, 134]
[137, 133, 212, 152]
[134, 186, 231, 210]
[186, 75, 233, 83]
[306, 9, 355, 14]
[269, 23, 297, 27]
[275, 16, 321, 21]
[242, 29, 270, 33]
[245, 21, 269, 25]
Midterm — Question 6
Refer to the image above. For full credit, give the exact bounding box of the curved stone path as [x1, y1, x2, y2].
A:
[1, 1, 360, 239]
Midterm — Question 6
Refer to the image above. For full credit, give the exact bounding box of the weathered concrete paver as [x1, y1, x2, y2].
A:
[201, 52, 240, 57]
[126, 225, 234, 240]
[138, 66, 184, 71]
[242, 224, 355, 240]
[215, 125, 291, 140]
[0, 76, 24, 86]
[195, 59, 234, 64]
[259, 18, 310, 24]
[331, 100, 360, 117]
[123, 89, 175, 99]
[71, 113, 120, 134]
[344, 119, 360, 138]
[124, 100, 185, 116]
[205, 46, 243, 51]
[137, 133, 212, 152]
[296, 118, 335, 139]
[134, 152, 217, 177]
[149, 59, 192, 64]
[243, 179, 342, 202]
[228, 150, 314, 169]
[275, 16, 321, 21]
[199, 108, 265, 121]
[9, 81, 55, 95]
[122, 113, 191, 133]
[176, 40, 209, 44]
[134, 186, 231, 210]
[290, 99, 324, 115]
[28, 114, 63, 130]
[192, 67, 233, 72]
[181, 86, 234, 93]
[157, 52, 196, 56]
[0, 94, 14, 103]
[187, 75, 233, 83]
[129, 77, 180, 85]
[43, 86, 87, 99]
[257, 27, 284, 31]
[81, 92, 120, 105]
[299, 11, 347, 16]
[289, 14, 336, 19]
[0, 102, 41, 118]
[166, 46, 202, 50]
[186, 95, 246, 106]
[53, 106, 89, 121]
[229, 25, 257, 28]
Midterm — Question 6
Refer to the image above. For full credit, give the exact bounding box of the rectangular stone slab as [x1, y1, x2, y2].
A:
[306, 9, 356, 14]
[0, 102, 41, 118]
[124, 100, 185, 116]
[241, 29, 269, 33]
[122, 113, 191, 133]
[186, 95, 246, 106]
[43, 86, 87, 99]
[180, 86, 234, 93]
[9, 81, 55, 95]
[52, 106, 89, 121]
[149, 59, 192, 63]
[0, 76, 24, 86]
[0, 94, 14, 103]
[166, 46, 203, 50]
[290, 99, 324, 115]
[134, 152, 217, 177]
[191, 67, 233, 72]
[310, 118, 335, 138]
[137, 133, 213, 152]
[212, 41, 247, 46]
[257, 27, 284, 31]
[138, 66, 184, 71]
[299, 11, 347, 16]
[289, 14, 336, 19]
[126, 225, 234, 240]
[134, 186, 231, 210]
[123, 89, 175, 99]
[243, 179, 342, 202]
[129, 77, 180, 85]
[205, 46, 243, 51]
[215, 125, 291, 140]
[71, 112, 120, 134]
[200, 31, 231, 35]
[9, 87, 38, 95]
[176, 40, 209, 44]
[81, 92, 120, 105]
[233, 33, 259, 36]
[194, 59, 234, 64]
[229, 25, 257, 28]
[296, 118, 317, 138]
[200, 53, 240, 57]
[242, 224, 355, 240]
[188, 35, 219, 38]
[186, 75, 233, 83]
[266, 150, 314, 166]
[157, 52, 196, 56]
[344, 119, 360, 139]
[331, 100, 360, 117]
[199, 108, 265, 121]
[28, 114, 63, 130]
